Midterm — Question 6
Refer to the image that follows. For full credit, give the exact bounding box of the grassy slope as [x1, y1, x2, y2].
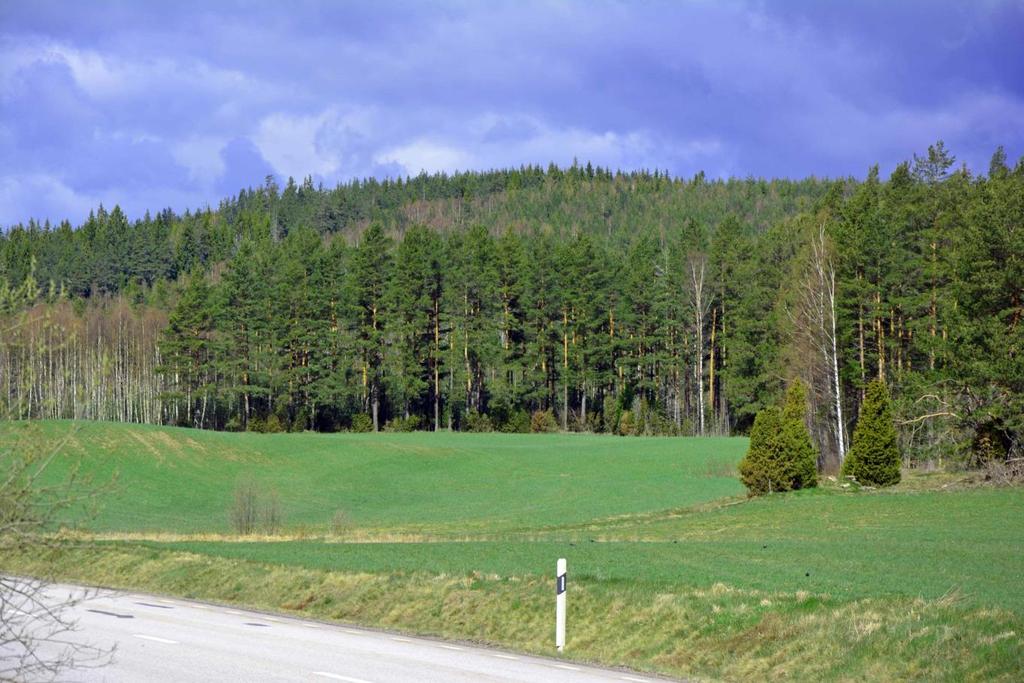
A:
[3, 420, 1023, 680]
[150, 487, 1024, 612]
[5, 420, 743, 533]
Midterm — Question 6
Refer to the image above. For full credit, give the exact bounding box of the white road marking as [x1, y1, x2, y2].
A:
[341, 628, 365, 635]
[390, 636, 412, 642]
[302, 622, 322, 629]
[263, 616, 282, 623]
[192, 604, 209, 610]
[157, 599, 176, 604]
[132, 634, 178, 644]
[226, 610, 245, 615]
[439, 644, 464, 651]
[553, 663, 581, 671]
[620, 677, 650, 682]
[311, 672, 375, 683]
[492, 654, 519, 660]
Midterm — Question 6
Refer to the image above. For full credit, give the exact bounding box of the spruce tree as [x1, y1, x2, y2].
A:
[738, 406, 788, 495]
[842, 379, 901, 486]
[780, 379, 818, 489]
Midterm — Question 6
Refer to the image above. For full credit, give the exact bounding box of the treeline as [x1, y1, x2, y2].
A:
[1, 145, 1021, 468]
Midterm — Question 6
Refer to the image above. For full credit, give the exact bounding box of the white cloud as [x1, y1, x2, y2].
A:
[253, 111, 341, 180]
[252, 107, 384, 180]
[172, 136, 228, 185]
[374, 140, 474, 175]
[0, 173, 98, 226]
[0, 36, 262, 100]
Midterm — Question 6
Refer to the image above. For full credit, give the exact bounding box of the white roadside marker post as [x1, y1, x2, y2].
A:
[556, 557, 567, 652]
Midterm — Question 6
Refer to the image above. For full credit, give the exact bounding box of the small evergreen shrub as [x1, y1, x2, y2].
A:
[350, 413, 373, 433]
[617, 409, 634, 436]
[530, 410, 559, 433]
[501, 410, 531, 434]
[264, 414, 284, 433]
[843, 379, 901, 486]
[780, 379, 818, 489]
[602, 394, 620, 434]
[739, 381, 820, 496]
[462, 410, 494, 432]
[738, 407, 790, 495]
[384, 415, 422, 432]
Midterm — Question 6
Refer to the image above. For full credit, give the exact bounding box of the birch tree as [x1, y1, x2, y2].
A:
[788, 220, 846, 467]
[687, 250, 711, 436]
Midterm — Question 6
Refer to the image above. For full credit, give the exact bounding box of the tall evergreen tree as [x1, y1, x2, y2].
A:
[349, 224, 392, 431]
[842, 379, 901, 486]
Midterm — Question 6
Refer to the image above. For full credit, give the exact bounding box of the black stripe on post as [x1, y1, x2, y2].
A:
[556, 574, 567, 595]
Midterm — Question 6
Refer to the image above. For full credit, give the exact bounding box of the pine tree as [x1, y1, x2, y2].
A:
[842, 379, 901, 486]
[349, 224, 392, 431]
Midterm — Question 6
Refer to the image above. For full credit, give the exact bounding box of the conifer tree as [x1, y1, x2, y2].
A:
[349, 224, 392, 431]
[842, 379, 901, 486]
[780, 379, 818, 488]
[738, 407, 788, 495]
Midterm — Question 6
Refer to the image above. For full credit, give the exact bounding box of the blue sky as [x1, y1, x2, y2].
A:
[1, 0, 1022, 226]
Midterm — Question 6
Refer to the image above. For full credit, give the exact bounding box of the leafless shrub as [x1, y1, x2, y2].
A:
[262, 489, 282, 534]
[982, 457, 1024, 485]
[229, 475, 284, 535]
[331, 509, 351, 536]
[229, 475, 260, 535]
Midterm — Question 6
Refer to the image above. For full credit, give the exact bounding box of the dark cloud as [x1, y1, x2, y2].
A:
[1, 0, 1022, 225]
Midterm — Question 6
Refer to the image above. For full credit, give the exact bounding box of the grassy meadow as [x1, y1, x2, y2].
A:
[2, 419, 1023, 681]
[6, 420, 743, 534]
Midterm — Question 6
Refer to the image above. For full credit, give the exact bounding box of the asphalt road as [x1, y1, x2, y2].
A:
[5, 581, 670, 682]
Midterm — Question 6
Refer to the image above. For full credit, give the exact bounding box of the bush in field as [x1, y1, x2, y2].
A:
[384, 415, 422, 432]
[331, 509, 351, 535]
[739, 381, 820, 496]
[780, 380, 818, 489]
[617, 409, 634, 436]
[501, 410, 531, 433]
[738, 407, 789, 495]
[230, 476, 284, 534]
[530, 410, 559, 433]
[843, 380, 901, 486]
[463, 410, 494, 432]
[350, 413, 373, 433]
[230, 476, 259, 534]
[602, 394, 621, 434]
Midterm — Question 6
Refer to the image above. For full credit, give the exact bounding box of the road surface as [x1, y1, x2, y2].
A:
[4, 581, 674, 682]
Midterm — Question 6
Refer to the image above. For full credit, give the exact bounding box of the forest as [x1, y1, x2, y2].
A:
[1, 144, 1021, 470]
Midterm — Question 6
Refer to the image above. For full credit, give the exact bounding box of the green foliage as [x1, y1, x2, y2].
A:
[843, 380, 901, 486]
[530, 410, 558, 433]
[780, 380, 818, 489]
[498, 409, 530, 434]
[3, 146, 1023, 464]
[738, 407, 789, 495]
[350, 414, 373, 433]
[617, 410, 634, 436]
[462, 410, 493, 433]
[384, 415, 423, 433]
[738, 382, 819, 496]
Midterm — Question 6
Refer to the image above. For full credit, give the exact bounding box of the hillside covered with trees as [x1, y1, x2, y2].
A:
[1, 144, 1021, 470]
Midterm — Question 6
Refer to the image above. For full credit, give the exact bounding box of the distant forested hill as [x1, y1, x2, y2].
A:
[1, 147, 1021, 469]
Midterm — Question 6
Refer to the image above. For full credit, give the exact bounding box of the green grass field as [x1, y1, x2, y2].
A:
[3, 420, 1023, 681]
[5, 420, 743, 534]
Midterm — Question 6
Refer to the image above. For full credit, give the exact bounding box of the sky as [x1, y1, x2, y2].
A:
[1, 0, 1022, 227]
